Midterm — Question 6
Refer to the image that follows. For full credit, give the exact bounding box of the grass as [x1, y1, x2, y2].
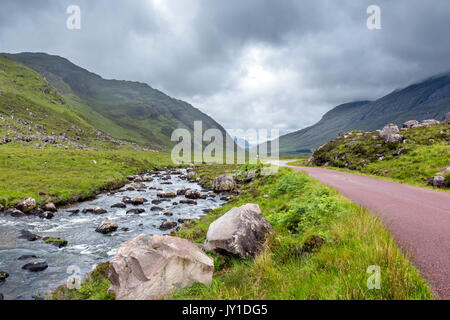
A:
[309, 124, 450, 189]
[0, 146, 173, 208]
[51, 164, 433, 300]
[170, 166, 433, 300]
[52, 262, 114, 300]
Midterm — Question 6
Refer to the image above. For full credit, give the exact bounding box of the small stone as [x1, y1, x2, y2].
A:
[432, 176, 446, 188]
[159, 220, 177, 230]
[22, 262, 48, 272]
[38, 211, 54, 219]
[44, 202, 57, 212]
[131, 197, 147, 205]
[18, 255, 38, 260]
[111, 202, 126, 208]
[126, 208, 145, 214]
[96, 220, 119, 234]
[185, 190, 202, 199]
[43, 237, 68, 248]
[16, 197, 36, 213]
[19, 229, 41, 241]
[179, 199, 197, 205]
[93, 207, 107, 215]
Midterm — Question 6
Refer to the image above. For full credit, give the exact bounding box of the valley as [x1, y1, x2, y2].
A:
[0, 51, 448, 302]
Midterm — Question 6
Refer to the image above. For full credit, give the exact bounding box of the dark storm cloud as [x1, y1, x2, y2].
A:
[1, 0, 450, 134]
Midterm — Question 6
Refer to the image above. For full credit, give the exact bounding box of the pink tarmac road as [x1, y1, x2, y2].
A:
[280, 162, 450, 300]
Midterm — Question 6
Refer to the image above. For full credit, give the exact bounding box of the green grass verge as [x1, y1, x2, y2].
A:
[0, 146, 173, 208]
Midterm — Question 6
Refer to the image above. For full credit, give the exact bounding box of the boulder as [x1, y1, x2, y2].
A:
[16, 197, 36, 213]
[44, 202, 57, 212]
[420, 119, 440, 126]
[131, 197, 147, 205]
[212, 174, 236, 192]
[393, 148, 404, 157]
[204, 204, 273, 257]
[122, 196, 133, 204]
[18, 255, 38, 260]
[96, 220, 119, 234]
[38, 211, 54, 219]
[111, 202, 126, 208]
[432, 176, 446, 188]
[108, 234, 214, 300]
[157, 192, 176, 198]
[22, 261, 48, 272]
[403, 120, 419, 129]
[380, 124, 403, 143]
[127, 208, 145, 215]
[245, 170, 258, 182]
[159, 220, 177, 230]
[93, 207, 107, 215]
[445, 112, 450, 125]
[185, 189, 201, 199]
[179, 199, 197, 205]
[151, 206, 163, 211]
[187, 171, 195, 181]
[19, 229, 41, 241]
[43, 237, 68, 248]
[9, 209, 25, 217]
[176, 187, 187, 195]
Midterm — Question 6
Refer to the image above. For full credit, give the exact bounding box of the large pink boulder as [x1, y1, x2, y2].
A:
[108, 234, 214, 300]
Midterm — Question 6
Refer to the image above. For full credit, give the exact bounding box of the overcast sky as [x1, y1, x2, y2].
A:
[1, 0, 450, 139]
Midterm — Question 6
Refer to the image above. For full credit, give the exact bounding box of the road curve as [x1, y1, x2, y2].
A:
[279, 161, 450, 300]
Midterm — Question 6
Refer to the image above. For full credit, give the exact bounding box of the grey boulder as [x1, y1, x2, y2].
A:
[204, 203, 273, 258]
[212, 174, 236, 192]
[96, 220, 119, 234]
[380, 124, 403, 143]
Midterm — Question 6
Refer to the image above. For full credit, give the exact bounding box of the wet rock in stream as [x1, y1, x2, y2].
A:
[22, 262, 48, 272]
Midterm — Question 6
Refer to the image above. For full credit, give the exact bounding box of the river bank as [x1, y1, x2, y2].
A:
[0, 167, 227, 300]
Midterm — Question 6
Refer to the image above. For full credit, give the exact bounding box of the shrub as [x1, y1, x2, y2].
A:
[274, 172, 309, 194]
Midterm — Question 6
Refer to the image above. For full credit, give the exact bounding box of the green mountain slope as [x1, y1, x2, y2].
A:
[0, 54, 134, 151]
[308, 123, 450, 189]
[277, 74, 450, 155]
[4, 52, 229, 150]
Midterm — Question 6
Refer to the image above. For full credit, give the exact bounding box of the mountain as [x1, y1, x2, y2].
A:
[0, 53, 135, 151]
[3, 52, 229, 151]
[275, 73, 450, 155]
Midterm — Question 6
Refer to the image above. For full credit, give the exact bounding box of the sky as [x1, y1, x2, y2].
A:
[1, 0, 450, 141]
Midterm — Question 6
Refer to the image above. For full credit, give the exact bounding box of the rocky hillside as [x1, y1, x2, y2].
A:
[276, 73, 450, 155]
[0, 55, 144, 151]
[308, 114, 450, 188]
[3, 52, 230, 150]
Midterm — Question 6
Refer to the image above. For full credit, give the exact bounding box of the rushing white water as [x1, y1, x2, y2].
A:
[0, 169, 226, 300]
